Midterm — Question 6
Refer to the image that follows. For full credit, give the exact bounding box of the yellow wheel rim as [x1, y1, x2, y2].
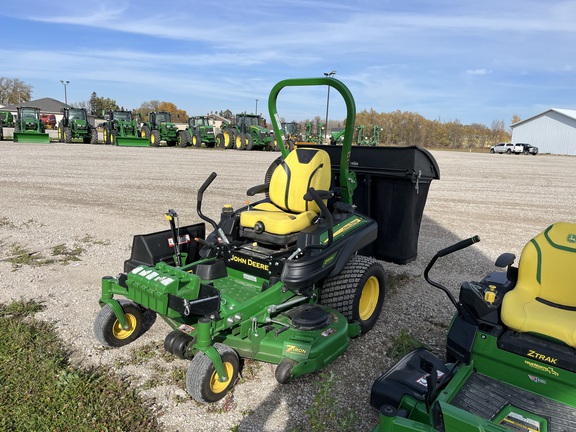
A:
[151, 135, 155, 144]
[210, 362, 234, 394]
[112, 313, 137, 340]
[235, 137, 242, 149]
[141, 130, 146, 138]
[359, 276, 379, 320]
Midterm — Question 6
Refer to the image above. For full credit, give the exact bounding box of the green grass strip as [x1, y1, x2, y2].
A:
[0, 300, 160, 431]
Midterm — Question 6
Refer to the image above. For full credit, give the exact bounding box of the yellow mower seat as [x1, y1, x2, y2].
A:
[240, 148, 332, 237]
[501, 222, 576, 347]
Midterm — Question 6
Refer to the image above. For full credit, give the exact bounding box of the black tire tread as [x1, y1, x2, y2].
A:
[319, 255, 385, 333]
[186, 343, 238, 403]
[93, 299, 143, 348]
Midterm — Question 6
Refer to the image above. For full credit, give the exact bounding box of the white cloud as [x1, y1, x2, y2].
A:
[466, 69, 491, 76]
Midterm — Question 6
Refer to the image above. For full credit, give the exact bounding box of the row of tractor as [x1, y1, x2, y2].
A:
[1, 105, 383, 150]
[0, 106, 96, 144]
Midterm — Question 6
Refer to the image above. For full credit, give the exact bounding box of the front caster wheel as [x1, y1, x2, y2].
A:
[186, 343, 239, 403]
[93, 300, 143, 347]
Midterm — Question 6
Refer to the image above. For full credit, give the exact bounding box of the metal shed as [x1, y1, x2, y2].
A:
[511, 108, 576, 155]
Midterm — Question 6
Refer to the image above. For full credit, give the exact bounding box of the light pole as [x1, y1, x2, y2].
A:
[60, 80, 70, 106]
[255, 99, 258, 115]
[324, 71, 336, 142]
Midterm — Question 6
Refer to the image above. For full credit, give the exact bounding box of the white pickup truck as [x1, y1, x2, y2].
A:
[490, 142, 516, 154]
[490, 142, 538, 155]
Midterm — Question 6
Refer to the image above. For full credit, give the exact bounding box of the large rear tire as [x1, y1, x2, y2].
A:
[178, 130, 190, 147]
[216, 133, 225, 148]
[90, 128, 98, 144]
[193, 132, 202, 147]
[63, 127, 72, 143]
[235, 133, 245, 150]
[186, 343, 239, 403]
[141, 125, 150, 139]
[245, 133, 253, 150]
[319, 255, 386, 334]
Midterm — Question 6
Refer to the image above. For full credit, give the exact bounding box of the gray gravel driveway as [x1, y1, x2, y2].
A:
[0, 142, 574, 431]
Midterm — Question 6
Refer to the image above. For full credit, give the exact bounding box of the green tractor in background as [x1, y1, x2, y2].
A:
[140, 111, 179, 147]
[280, 121, 302, 151]
[58, 108, 98, 144]
[0, 110, 14, 141]
[178, 116, 216, 148]
[356, 125, 382, 146]
[13, 107, 50, 143]
[103, 110, 147, 146]
[215, 120, 233, 149]
[329, 128, 346, 145]
[304, 121, 324, 145]
[227, 113, 274, 150]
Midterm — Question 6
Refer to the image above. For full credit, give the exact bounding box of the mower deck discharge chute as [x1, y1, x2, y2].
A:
[94, 77, 435, 403]
[370, 222, 576, 431]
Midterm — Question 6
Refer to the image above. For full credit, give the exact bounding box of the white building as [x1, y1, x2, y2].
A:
[511, 108, 576, 155]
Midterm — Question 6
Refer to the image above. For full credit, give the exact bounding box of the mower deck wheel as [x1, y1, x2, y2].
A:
[186, 343, 239, 403]
[275, 359, 297, 384]
[93, 299, 144, 348]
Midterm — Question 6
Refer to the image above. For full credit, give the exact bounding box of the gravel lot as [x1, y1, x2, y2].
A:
[0, 141, 574, 431]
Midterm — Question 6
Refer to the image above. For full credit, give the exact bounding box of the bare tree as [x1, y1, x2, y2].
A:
[0, 77, 33, 105]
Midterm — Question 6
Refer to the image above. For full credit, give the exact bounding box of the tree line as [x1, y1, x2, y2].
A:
[353, 108, 511, 149]
[293, 109, 512, 149]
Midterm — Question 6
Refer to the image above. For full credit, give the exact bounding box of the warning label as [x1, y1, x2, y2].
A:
[499, 412, 541, 432]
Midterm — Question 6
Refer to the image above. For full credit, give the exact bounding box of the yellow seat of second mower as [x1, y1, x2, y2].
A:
[501, 222, 576, 348]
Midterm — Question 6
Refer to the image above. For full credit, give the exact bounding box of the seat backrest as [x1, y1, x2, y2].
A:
[268, 148, 332, 214]
[514, 222, 576, 308]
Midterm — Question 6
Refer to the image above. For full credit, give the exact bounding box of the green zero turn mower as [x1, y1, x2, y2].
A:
[94, 77, 388, 403]
[370, 222, 576, 431]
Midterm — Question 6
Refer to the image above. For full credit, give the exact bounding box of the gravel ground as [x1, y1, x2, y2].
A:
[0, 142, 574, 431]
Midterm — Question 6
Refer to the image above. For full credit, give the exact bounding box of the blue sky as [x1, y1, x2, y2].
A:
[2, 0, 575, 127]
